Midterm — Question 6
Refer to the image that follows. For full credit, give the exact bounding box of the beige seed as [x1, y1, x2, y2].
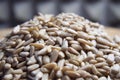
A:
[115, 56, 120, 63]
[107, 76, 112, 80]
[17, 61, 26, 68]
[14, 47, 24, 54]
[68, 47, 79, 55]
[56, 70, 63, 78]
[92, 65, 100, 75]
[14, 74, 21, 80]
[20, 52, 29, 57]
[81, 65, 92, 71]
[32, 30, 39, 38]
[46, 28, 59, 32]
[5, 41, 16, 46]
[69, 59, 79, 66]
[50, 49, 59, 62]
[77, 32, 89, 40]
[23, 38, 34, 46]
[96, 57, 105, 62]
[24, 33, 32, 40]
[62, 39, 68, 50]
[107, 54, 115, 64]
[40, 67, 50, 73]
[39, 29, 49, 39]
[43, 56, 50, 64]
[62, 75, 71, 80]
[58, 51, 65, 59]
[48, 32, 57, 36]
[102, 66, 110, 71]
[13, 25, 20, 34]
[16, 40, 25, 48]
[81, 50, 87, 59]
[69, 40, 79, 44]
[56, 37, 63, 45]
[37, 56, 43, 65]
[4, 63, 11, 69]
[65, 71, 80, 78]
[31, 68, 40, 76]
[76, 78, 84, 80]
[4, 74, 13, 80]
[19, 30, 30, 34]
[58, 59, 65, 68]
[35, 71, 43, 80]
[0, 52, 4, 60]
[96, 43, 109, 49]
[46, 39, 55, 45]
[24, 45, 30, 51]
[92, 75, 99, 80]
[49, 69, 55, 79]
[85, 78, 93, 80]
[66, 28, 77, 34]
[35, 47, 47, 55]
[97, 68, 106, 74]
[96, 37, 116, 47]
[43, 62, 57, 70]
[30, 43, 44, 49]
[51, 46, 61, 51]
[66, 37, 73, 41]
[12, 69, 23, 74]
[30, 46, 35, 56]
[70, 24, 83, 31]
[27, 56, 36, 65]
[41, 73, 49, 80]
[95, 62, 108, 68]
[56, 31, 73, 37]
[77, 38, 93, 46]
[27, 64, 39, 71]
[111, 64, 120, 75]
[71, 44, 82, 50]
[77, 70, 91, 78]
[98, 77, 107, 80]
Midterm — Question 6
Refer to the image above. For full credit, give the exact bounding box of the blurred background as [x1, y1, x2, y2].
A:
[0, 0, 120, 28]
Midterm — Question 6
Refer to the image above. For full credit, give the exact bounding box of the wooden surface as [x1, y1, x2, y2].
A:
[0, 27, 120, 39]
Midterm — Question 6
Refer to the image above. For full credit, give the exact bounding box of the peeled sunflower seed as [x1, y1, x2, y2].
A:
[110, 64, 120, 75]
[68, 47, 79, 55]
[107, 54, 115, 64]
[27, 64, 39, 71]
[43, 63, 57, 70]
[43, 56, 50, 64]
[27, 56, 37, 65]
[65, 71, 80, 78]
[35, 47, 47, 56]
[30, 43, 44, 49]
[4, 74, 13, 80]
[62, 75, 71, 80]
[50, 49, 59, 62]
[62, 39, 68, 50]
[20, 52, 29, 57]
[31, 68, 40, 76]
[35, 71, 43, 80]
[0, 52, 4, 60]
[41, 73, 49, 80]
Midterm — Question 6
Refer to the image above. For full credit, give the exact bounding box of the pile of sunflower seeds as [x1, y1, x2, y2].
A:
[0, 13, 120, 80]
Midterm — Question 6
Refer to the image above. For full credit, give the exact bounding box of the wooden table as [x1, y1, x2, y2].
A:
[0, 27, 120, 39]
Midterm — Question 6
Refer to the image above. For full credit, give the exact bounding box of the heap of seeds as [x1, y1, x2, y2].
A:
[0, 13, 120, 80]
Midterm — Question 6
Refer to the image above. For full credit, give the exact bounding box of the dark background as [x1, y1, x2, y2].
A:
[0, 0, 120, 28]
